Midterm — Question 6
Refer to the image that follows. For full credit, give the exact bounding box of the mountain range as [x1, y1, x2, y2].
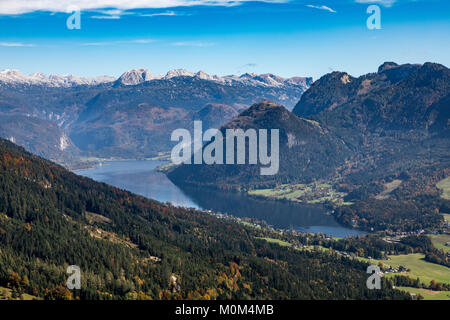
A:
[0, 68, 312, 91]
[0, 61, 448, 299]
[171, 62, 449, 187]
[168, 62, 450, 231]
[1, 61, 448, 232]
[0, 69, 115, 88]
[115, 68, 311, 88]
[168, 100, 350, 188]
[0, 68, 312, 165]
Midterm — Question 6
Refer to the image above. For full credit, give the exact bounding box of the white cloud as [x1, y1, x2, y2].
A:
[354, 0, 397, 7]
[0, 42, 34, 47]
[0, 0, 290, 15]
[83, 39, 212, 47]
[91, 15, 121, 19]
[131, 39, 155, 44]
[95, 9, 126, 15]
[90, 9, 132, 19]
[82, 39, 155, 46]
[89, 9, 184, 19]
[306, 5, 336, 13]
[139, 11, 178, 17]
[172, 41, 215, 47]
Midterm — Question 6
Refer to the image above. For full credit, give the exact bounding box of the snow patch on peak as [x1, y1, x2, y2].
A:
[164, 69, 195, 79]
[220, 72, 312, 88]
[0, 69, 27, 81]
[117, 68, 160, 85]
[341, 74, 351, 84]
[30, 72, 46, 79]
[195, 70, 225, 82]
[0, 69, 115, 87]
[59, 133, 70, 151]
[1, 69, 21, 75]
[0, 67, 312, 91]
[195, 70, 212, 80]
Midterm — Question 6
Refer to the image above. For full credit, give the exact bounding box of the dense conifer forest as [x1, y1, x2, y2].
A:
[0, 138, 409, 300]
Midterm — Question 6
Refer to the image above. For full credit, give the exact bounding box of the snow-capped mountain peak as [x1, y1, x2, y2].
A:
[195, 70, 214, 80]
[0, 69, 28, 82]
[116, 68, 160, 85]
[164, 69, 195, 79]
[30, 72, 47, 79]
[0, 67, 312, 90]
[0, 69, 115, 87]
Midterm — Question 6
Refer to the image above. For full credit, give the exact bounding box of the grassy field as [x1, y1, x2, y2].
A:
[249, 184, 308, 200]
[256, 237, 292, 247]
[248, 183, 351, 205]
[257, 237, 331, 253]
[375, 179, 402, 200]
[443, 213, 450, 223]
[396, 286, 450, 300]
[238, 220, 262, 229]
[259, 238, 449, 293]
[304, 245, 330, 253]
[429, 234, 450, 253]
[437, 177, 450, 200]
[0, 286, 37, 300]
[361, 254, 450, 285]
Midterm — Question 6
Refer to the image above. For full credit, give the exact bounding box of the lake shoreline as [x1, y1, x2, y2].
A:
[76, 159, 366, 238]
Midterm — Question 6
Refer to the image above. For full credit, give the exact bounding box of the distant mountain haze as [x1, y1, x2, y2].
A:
[0, 69, 115, 87]
[0, 67, 312, 164]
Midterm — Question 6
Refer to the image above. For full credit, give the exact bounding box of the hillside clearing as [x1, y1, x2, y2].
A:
[375, 179, 402, 200]
[362, 254, 450, 285]
[396, 286, 450, 300]
[0, 286, 37, 300]
[437, 177, 450, 200]
[428, 234, 450, 253]
[256, 237, 292, 247]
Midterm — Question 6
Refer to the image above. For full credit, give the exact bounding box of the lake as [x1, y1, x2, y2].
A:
[76, 160, 365, 237]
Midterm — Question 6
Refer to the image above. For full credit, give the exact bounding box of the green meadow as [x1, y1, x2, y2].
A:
[257, 237, 330, 253]
[256, 237, 292, 247]
[362, 253, 450, 285]
[437, 177, 450, 200]
[443, 213, 450, 223]
[396, 287, 450, 300]
[0, 286, 37, 300]
[429, 234, 450, 253]
[248, 183, 351, 205]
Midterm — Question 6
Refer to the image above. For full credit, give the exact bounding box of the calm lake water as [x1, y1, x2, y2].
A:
[76, 160, 365, 237]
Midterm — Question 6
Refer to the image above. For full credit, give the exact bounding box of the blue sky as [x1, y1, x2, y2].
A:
[0, 0, 448, 80]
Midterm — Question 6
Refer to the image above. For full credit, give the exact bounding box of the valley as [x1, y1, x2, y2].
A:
[0, 0, 449, 306]
[0, 62, 448, 301]
[76, 159, 363, 237]
[169, 62, 450, 234]
[0, 138, 411, 300]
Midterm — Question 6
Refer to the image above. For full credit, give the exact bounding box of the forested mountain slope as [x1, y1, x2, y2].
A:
[0, 138, 407, 299]
[168, 101, 350, 188]
[167, 63, 450, 232]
